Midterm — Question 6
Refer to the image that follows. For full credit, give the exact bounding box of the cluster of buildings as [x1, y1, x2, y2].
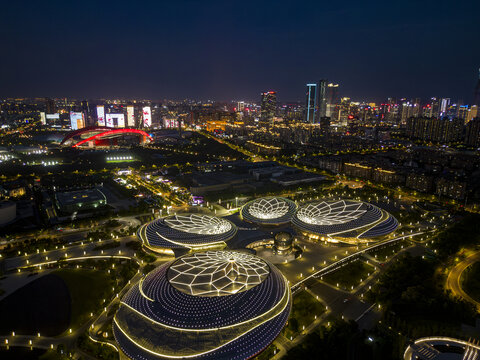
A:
[316, 148, 480, 200]
[187, 160, 324, 195]
[406, 116, 480, 147]
[0, 68, 478, 136]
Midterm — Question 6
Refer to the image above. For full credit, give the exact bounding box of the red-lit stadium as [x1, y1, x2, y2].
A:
[60, 127, 153, 148]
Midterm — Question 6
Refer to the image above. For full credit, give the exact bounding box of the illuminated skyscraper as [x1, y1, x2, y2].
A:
[319, 116, 330, 134]
[45, 98, 56, 114]
[439, 98, 450, 118]
[326, 83, 339, 105]
[305, 84, 317, 123]
[317, 79, 328, 118]
[81, 100, 93, 126]
[326, 83, 339, 118]
[260, 91, 277, 126]
[96, 105, 105, 126]
[466, 118, 480, 148]
[237, 101, 245, 112]
[127, 106, 135, 127]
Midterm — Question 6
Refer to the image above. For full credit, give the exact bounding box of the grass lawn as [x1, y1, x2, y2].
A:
[282, 290, 326, 340]
[92, 240, 121, 251]
[321, 260, 375, 291]
[369, 240, 410, 261]
[52, 268, 113, 330]
[461, 261, 480, 303]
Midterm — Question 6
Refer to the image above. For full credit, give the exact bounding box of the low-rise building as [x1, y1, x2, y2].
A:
[372, 168, 405, 185]
[343, 162, 373, 180]
[435, 176, 467, 200]
[406, 171, 434, 192]
[55, 188, 107, 213]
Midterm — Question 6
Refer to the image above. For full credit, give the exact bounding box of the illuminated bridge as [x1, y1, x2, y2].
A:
[61, 126, 153, 148]
[113, 250, 291, 360]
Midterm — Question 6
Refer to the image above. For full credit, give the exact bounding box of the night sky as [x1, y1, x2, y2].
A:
[1, 0, 479, 102]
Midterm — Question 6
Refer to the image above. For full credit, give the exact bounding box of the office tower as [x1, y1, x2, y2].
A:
[465, 117, 480, 147]
[467, 105, 478, 123]
[305, 84, 317, 123]
[70, 111, 85, 130]
[317, 79, 327, 118]
[96, 105, 105, 126]
[326, 83, 339, 105]
[237, 101, 245, 112]
[127, 106, 135, 127]
[458, 105, 470, 122]
[425, 97, 440, 118]
[45, 98, 56, 114]
[143, 106, 152, 127]
[474, 68, 480, 107]
[319, 116, 330, 134]
[260, 91, 277, 126]
[325, 83, 339, 118]
[81, 100, 92, 126]
[439, 98, 450, 118]
[407, 117, 464, 143]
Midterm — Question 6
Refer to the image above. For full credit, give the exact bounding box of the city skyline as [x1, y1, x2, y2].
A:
[1, 2, 480, 359]
[1, 0, 479, 102]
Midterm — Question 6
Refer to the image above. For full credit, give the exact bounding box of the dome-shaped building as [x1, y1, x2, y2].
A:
[292, 200, 398, 243]
[241, 197, 296, 225]
[113, 250, 291, 360]
[138, 214, 237, 255]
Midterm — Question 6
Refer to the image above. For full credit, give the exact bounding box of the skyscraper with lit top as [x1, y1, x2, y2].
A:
[260, 91, 277, 127]
[305, 83, 317, 123]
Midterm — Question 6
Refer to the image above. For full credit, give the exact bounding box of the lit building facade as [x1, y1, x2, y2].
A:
[305, 83, 317, 123]
[260, 91, 277, 126]
[113, 251, 291, 360]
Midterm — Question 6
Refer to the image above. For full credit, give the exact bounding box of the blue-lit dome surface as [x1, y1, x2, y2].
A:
[292, 200, 398, 240]
[241, 197, 297, 225]
[113, 251, 291, 360]
[138, 214, 237, 251]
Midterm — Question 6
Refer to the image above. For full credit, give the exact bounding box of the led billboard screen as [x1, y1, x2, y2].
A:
[127, 106, 135, 127]
[106, 114, 125, 128]
[70, 112, 84, 130]
[143, 106, 151, 127]
[97, 105, 105, 126]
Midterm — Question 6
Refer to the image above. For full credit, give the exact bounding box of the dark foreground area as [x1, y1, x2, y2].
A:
[0, 274, 71, 336]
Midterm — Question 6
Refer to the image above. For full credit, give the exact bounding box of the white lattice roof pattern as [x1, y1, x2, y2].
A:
[164, 214, 232, 235]
[167, 251, 270, 296]
[247, 197, 290, 219]
[296, 200, 367, 225]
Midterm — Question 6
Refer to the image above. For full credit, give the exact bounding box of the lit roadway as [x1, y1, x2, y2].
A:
[2, 236, 138, 272]
[2, 215, 141, 247]
[290, 232, 425, 292]
[0, 224, 426, 358]
[271, 232, 426, 359]
[126, 172, 186, 206]
[446, 251, 480, 310]
[1, 236, 173, 357]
